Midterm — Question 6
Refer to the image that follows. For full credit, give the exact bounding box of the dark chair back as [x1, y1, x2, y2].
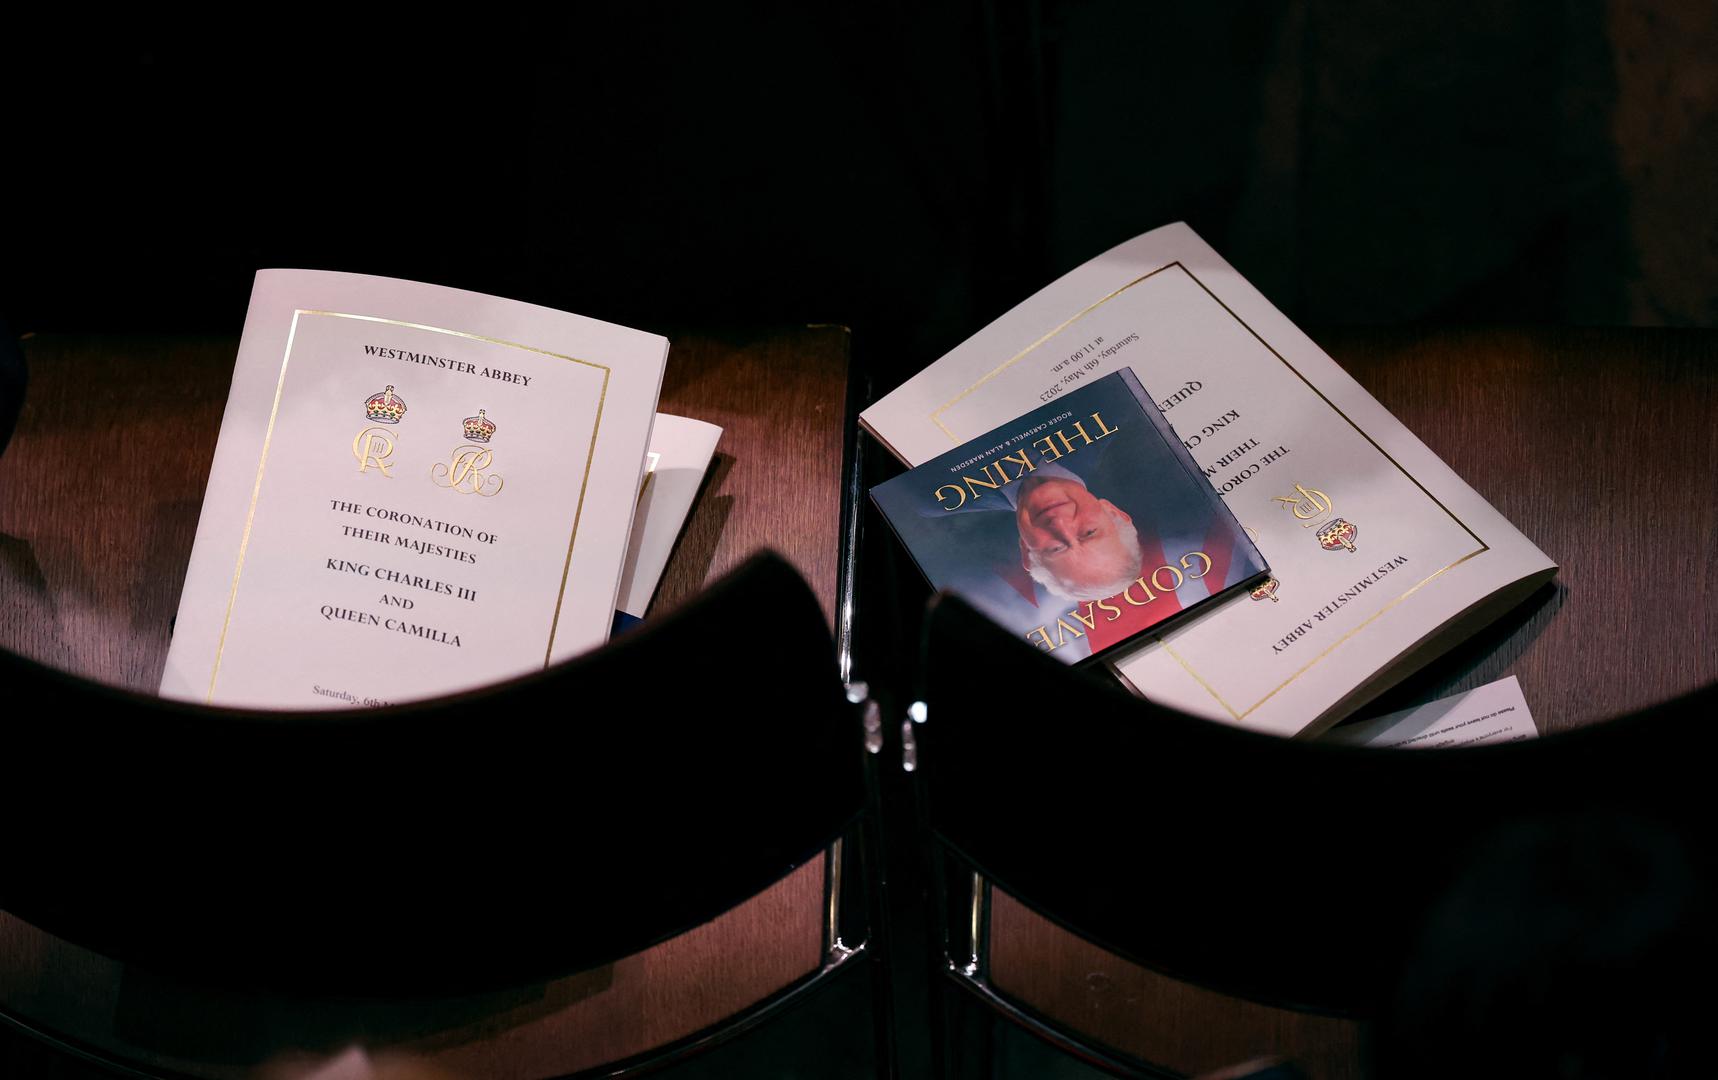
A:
[2, 552, 866, 999]
[916, 591, 1717, 1073]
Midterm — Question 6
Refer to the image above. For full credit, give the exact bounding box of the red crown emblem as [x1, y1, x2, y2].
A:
[1317, 518, 1358, 553]
[364, 385, 407, 424]
[463, 409, 496, 443]
[1250, 578, 1280, 602]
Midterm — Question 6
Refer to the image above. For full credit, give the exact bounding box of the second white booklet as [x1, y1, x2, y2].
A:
[161, 270, 668, 708]
[862, 223, 1555, 737]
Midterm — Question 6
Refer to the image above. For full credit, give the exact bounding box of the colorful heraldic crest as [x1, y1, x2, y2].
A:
[364, 385, 407, 424]
[1250, 577, 1280, 602]
[1318, 517, 1358, 553]
[463, 409, 496, 443]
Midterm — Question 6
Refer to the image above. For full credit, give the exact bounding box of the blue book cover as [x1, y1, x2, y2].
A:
[871, 369, 1268, 664]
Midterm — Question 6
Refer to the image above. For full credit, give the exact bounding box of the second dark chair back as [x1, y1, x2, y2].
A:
[916, 591, 1717, 1073]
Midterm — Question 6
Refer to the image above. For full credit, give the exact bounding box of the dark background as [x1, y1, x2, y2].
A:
[4, 7, 1716, 1077]
[7, 2, 1717, 388]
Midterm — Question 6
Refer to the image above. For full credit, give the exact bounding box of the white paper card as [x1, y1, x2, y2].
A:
[161, 270, 667, 708]
[1321, 676, 1537, 749]
[616, 414, 722, 619]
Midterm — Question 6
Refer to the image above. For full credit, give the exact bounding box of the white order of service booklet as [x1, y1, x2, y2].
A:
[161, 270, 668, 709]
[862, 223, 1556, 738]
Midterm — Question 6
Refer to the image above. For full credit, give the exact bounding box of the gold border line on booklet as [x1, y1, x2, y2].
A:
[545, 364, 611, 666]
[1159, 547, 1488, 721]
[207, 310, 610, 702]
[209, 312, 302, 702]
[929, 261, 1488, 722]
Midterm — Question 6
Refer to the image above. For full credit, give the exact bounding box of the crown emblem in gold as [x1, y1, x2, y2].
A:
[364, 385, 407, 424]
[462, 409, 496, 443]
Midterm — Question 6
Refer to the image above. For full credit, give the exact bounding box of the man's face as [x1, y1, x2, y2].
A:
[1016, 477, 1136, 597]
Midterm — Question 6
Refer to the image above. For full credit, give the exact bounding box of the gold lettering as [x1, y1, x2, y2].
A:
[1088, 411, 1119, 439]
[1031, 434, 1064, 462]
[1025, 625, 1054, 651]
[431, 445, 504, 497]
[961, 463, 1005, 500]
[450, 447, 489, 488]
[352, 427, 396, 477]
[1122, 578, 1157, 606]
[1151, 564, 1186, 593]
[996, 449, 1036, 482]
[1054, 421, 1095, 455]
[1180, 551, 1213, 579]
[1096, 597, 1124, 621]
[935, 484, 967, 510]
[1069, 603, 1099, 631]
[1051, 618, 1086, 646]
[1274, 483, 1333, 527]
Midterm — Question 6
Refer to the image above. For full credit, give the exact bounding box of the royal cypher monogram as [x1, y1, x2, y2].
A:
[353, 427, 398, 477]
[350, 386, 505, 497]
[352, 385, 409, 477]
[432, 446, 504, 497]
[1274, 482, 1333, 526]
[433, 408, 504, 496]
